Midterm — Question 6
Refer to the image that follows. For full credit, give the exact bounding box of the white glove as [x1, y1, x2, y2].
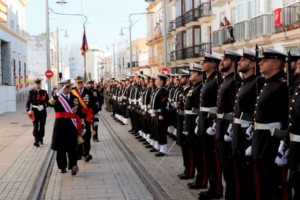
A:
[275, 140, 289, 166]
[182, 131, 188, 136]
[275, 149, 289, 166]
[245, 146, 252, 156]
[38, 105, 44, 111]
[28, 111, 33, 114]
[82, 128, 86, 136]
[194, 126, 198, 134]
[206, 122, 217, 136]
[245, 124, 254, 140]
[224, 123, 233, 142]
[94, 122, 99, 126]
[195, 116, 199, 125]
[57, 85, 66, 96]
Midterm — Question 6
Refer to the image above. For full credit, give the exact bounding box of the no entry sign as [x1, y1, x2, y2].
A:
[45, 69, 54, 79]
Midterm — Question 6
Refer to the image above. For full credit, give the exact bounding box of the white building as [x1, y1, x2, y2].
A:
[0, 0, 28, 114]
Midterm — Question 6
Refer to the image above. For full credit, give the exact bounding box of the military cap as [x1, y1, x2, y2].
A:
[180, 69, 190, 77]
[203, 53, 222, 63]
[143, 75, 152, 79]
[33, 78, 42, 84]
[121, 78, 126, 82]
[170, 73, 180, 77]
[224, 49, 242, 60]
[189, 63, 203, 73]
[58, 79, 72, 86]
[288, 52, 300, 62]
[242, 48, 256, 61]
[165, 73, 171, 77]
[262, 46, 287, 61]
[157, 74, 168, 81]
[86, 79, 95, 84]
[125, 76, 130, 80]
[74, 76, 85, 83]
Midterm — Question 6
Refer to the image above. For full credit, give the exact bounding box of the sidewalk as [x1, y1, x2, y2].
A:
[0, 102, 55, 199]
[44, 112, 154, 200]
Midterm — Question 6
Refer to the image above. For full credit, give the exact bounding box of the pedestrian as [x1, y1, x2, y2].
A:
[87, 80, 101, 142]
[231, 48, 257, 200]
[48, 79, 82, 175]
[198, 53, 223, 199]
[149, 74, 169, 156]
[253, 47, 290, 199]
[288, 56, 300, 200]
[71, 76, 98, 162]
[26, 78, 49, 147]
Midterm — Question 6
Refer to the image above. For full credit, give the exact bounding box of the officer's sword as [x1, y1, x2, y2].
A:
[157, 140, 177, 168]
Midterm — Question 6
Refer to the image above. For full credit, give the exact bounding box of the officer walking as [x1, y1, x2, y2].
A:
[71, 76, 98, 162]
[48, 79, 82, 175]
[26, 78, 49, 147]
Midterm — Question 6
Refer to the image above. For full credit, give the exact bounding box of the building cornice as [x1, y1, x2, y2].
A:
[147, 0, 161, 11]
[0, 24, 27, 44]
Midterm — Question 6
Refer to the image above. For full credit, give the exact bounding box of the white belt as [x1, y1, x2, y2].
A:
[132, 99, 137, 104]
[290, 133, 300, 142]
[200, 107, 217, 113]
[217, 112, 233, 119]
[184, 110, 198, 115]
[254, 122, 282, 131]
[32, 105, 39, 109]
[233, 118, 252, 128]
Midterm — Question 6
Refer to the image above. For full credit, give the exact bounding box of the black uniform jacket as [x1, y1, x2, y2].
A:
[49, 94, 84, 151]
[253, 71, 289, 160]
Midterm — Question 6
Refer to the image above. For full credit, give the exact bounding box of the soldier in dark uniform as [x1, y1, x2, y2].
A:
[288, 56, 300, 200]
[72, 76, 98, 162]
[87, 80, 101, 142]
[146, 76, 157, 149]
[253, 47, 290, 200]
[231, 48, 257, 200]
[212, 50, 242, 200]
[149, 74, 169, 156]
[182, 63, 203, 189]
[168, 74, 180, 140]
[48, 79, 82, 175]
[128, 75, 138, 133]
[198, 53, 223, 199]
[26, 78, 49, 147]
[175, 69, 193, 179]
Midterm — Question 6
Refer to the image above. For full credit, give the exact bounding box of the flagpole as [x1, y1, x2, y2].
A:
[84, 50, 87, 80]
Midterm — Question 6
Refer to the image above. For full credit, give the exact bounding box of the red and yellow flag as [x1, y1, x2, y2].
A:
[80, 28, 88, 55]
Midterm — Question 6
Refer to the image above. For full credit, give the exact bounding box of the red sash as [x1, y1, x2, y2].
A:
[71, 89, 94, 122]
[55, 112, 82, 136]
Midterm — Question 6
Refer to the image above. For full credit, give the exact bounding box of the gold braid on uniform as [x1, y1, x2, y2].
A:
[48, 97, 56, 105]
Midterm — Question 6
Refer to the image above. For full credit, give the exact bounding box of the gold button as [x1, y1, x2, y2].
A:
[257, 97, 259, 99]
[264, 83, 267, 86]
[290, 107, 293, 111]
[260, 90, 263, 93]
[292, 99, 295, 103]
[289, 123, 292, 126]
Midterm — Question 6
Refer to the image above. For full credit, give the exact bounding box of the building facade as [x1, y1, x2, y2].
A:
[0, 0, 28, 114]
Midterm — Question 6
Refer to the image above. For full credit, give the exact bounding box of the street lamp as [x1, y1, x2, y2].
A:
[128, 12, 154, 74]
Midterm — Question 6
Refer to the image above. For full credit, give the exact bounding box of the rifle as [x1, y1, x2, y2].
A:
[255, 44, 261, 96]
[287, 51, 293, 99]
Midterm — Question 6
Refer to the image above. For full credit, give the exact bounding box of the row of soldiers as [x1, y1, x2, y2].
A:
[26, 76, 104, 175]
[108, 46, 300, 200]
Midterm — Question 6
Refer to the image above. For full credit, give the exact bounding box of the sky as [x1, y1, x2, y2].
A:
[26, 0, 149, 49]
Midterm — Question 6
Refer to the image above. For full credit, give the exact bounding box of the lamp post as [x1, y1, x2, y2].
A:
[49, 8, 88, 79]
[56, 27, 69, 84]
[45, 0, 51, 95]
[127, 12, 154, 74]
[162, 0, 168, 69]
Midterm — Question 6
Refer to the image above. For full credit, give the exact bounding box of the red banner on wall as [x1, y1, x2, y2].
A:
[274, 8, 281, 26]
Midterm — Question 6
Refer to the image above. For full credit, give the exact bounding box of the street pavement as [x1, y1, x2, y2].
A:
[0, 103, 220, 200]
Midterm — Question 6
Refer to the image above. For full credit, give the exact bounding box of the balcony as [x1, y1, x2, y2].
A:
[272, 2, 300, 40]
[198, 2, 213, 24]
[169, 20, 176, 32]
[170, 51, 176, 61]
[211, 0, 226, 7]
[172, 49, 185, 60]
[233, 20, 249, 42]
[184, 8, 200, 25]
[212, 26, 234, 47]
[185, 43, 212, 59]
[175, 16, 185, 29]
[248, 14, 273, 39]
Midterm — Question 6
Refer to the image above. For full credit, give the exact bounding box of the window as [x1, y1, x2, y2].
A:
[195, 27, 201, 45]
[185, 0, 193, 12]
[176, 0, 182, 17]
[186, 28, 193, 47]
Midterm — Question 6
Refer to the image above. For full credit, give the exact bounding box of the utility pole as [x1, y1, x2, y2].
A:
[162, 0, 168, 69]
[45, 0, 52, 95]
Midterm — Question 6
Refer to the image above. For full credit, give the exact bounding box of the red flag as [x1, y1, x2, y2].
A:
[274, 8, 281, 26]
[80, 29, 88, 55]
